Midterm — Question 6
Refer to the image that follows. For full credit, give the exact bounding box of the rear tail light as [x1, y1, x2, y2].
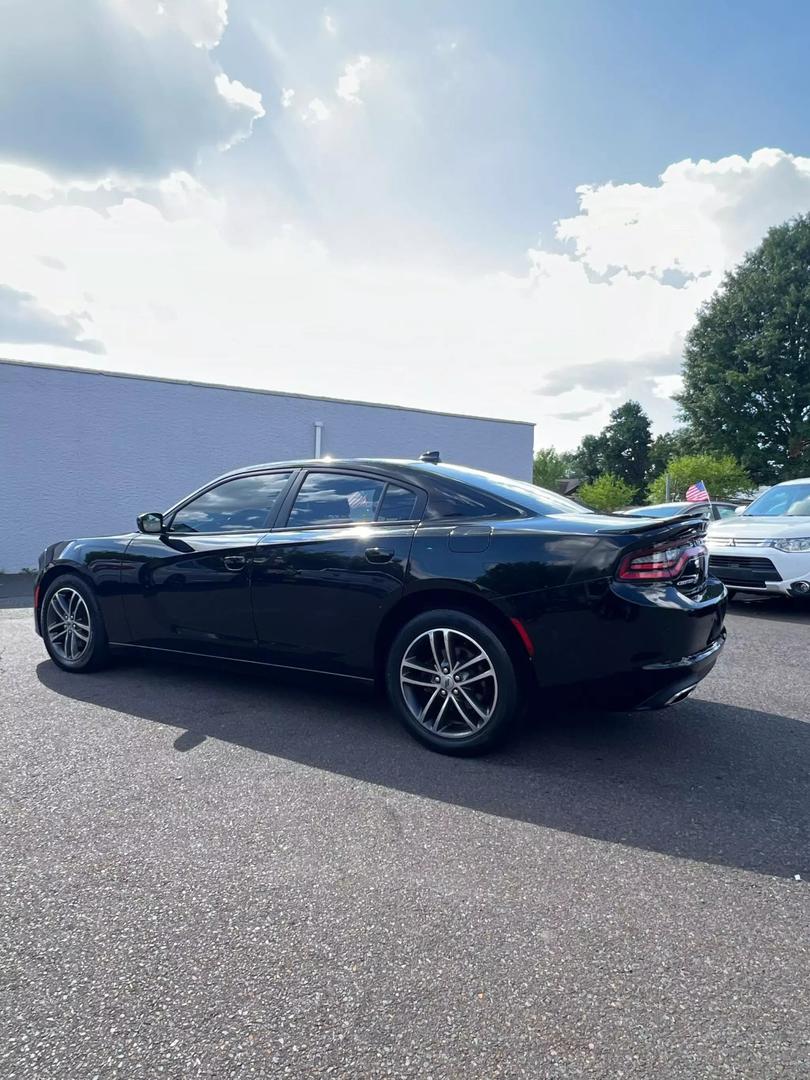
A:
[616, 540, 707, 583]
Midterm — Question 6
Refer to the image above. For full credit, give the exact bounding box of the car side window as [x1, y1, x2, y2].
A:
[715, 504, 738, 519]
[378, 484, 420, 522]
[288, 473, 386, 527]
[170, 472, 292, 533]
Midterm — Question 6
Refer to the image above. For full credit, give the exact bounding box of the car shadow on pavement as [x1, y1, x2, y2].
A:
[37, 656, 809, 881]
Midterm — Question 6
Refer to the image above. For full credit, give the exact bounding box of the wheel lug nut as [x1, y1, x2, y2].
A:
[443, 668, 449, 674]
[453, 689, 459, 695]
[440, 690, 446, 696]
[454, 674, 459, 681]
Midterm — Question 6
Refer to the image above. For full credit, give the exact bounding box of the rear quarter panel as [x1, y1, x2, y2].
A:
[407, 515, 724, 691]
[407, 517, 622, 597]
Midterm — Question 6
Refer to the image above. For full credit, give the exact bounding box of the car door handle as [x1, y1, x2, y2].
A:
[223, 555, 247, 571]
[365, 547, 394, 564]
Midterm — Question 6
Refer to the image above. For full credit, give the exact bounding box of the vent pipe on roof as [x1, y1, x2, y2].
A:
[314, 421, 323, 458]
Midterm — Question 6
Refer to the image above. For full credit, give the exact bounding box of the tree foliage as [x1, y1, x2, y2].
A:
[678, 214, 810, 482]
[647, 453, 753, 503]
[532, 447, 574, 489]
[648, 429, 696, 481]
[572, 401, 652, 498]
[578, 473, 636, 513]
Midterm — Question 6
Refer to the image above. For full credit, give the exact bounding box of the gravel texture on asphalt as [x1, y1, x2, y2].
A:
[1, 592, 808, 1079]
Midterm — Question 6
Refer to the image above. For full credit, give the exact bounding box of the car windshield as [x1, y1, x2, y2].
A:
[421, 464, 591, 515]
[743, 483, 810, 517]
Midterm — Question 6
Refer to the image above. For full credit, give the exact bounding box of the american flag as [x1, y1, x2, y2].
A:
[348, 489, 371, 510]
[685, 480, 710, 503]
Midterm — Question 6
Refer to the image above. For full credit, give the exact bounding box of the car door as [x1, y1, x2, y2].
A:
[121, 471, 295, 658]
[251, 470, 424, 677]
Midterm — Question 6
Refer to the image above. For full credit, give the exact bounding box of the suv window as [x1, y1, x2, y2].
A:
[288, 472, 386, 527]
[171, 473, 292, 533]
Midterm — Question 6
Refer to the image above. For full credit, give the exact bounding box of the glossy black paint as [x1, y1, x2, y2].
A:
[35, 458, 727, 706]
[121, 531, 260, 658]
[251, 522, 416, 675]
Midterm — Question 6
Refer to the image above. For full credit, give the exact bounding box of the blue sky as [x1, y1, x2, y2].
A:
[1, 0, 809, 448]
[214, 0, 810, 262]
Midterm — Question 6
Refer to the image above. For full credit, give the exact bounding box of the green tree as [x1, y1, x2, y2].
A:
[532, 447, 574, 489]
[648, 429, 697, 481]
[572, 432, 608, 483]
[647, 453, 753, 503]
[572, 400, 652, 498]
[578, 473, 636, 513]
[678, 213, 810, 482]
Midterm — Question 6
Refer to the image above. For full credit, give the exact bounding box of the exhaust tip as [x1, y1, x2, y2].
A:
[665, 684, 698, 706]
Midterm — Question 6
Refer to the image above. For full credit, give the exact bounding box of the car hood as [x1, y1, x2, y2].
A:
[707, 517, 810, 540]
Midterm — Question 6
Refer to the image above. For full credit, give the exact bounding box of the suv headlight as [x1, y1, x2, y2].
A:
[772, 537, 810, 552]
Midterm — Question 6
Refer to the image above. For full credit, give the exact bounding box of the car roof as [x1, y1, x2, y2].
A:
[215, 457, 489, 485]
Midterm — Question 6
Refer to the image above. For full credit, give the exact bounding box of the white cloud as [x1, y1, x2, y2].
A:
[0, 160, 212, 221]
[0, 284, 104, 354]
[302, 98, 332, 125]
[1, 149, 809, 449]
[0, 0, 263, 183]
[214, 73, 265, 126]
[557, 148, 810, 279]
[0, 164, 62, 200]
[336, 55, 373, 104]
[155, 0, 229, 47]
[323, 12, 337, 36]
[281, 88, 296, 109]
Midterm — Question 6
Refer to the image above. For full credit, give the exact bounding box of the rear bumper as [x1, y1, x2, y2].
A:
[502, 575, 727, 706]
[631, 631, 725, 709]
[551, 630, 726, 711]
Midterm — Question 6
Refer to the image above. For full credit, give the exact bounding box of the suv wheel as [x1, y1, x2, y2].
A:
[385, 609, 519, 755]
[41, 574, 110, 673]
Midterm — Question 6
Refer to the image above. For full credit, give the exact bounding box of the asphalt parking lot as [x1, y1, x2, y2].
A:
[1, 578, 808, 1079]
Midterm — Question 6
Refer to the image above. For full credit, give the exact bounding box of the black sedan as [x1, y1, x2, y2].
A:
[34, 456, 727, 755]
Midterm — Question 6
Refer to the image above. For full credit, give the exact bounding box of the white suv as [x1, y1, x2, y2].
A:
[706, 478, 810, 599]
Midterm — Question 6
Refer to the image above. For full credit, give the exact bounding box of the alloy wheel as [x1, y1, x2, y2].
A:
[399, 627, 499, 739]
[46, 587, 92, 663]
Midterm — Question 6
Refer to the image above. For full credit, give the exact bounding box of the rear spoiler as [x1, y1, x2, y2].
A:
[600, 514, 708, 541]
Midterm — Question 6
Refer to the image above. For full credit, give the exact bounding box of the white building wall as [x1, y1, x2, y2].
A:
[0, 359, 534, 570]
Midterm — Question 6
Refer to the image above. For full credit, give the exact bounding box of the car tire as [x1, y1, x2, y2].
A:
[385, 609, 519, 756]
[726, 588, 737, 600]
[41, 574, 111, 673]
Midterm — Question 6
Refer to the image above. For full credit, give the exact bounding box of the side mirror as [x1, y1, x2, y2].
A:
[137, 511, 165, 534]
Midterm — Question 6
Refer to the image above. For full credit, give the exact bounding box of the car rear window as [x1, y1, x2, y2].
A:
[421, 468, 589, 518]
